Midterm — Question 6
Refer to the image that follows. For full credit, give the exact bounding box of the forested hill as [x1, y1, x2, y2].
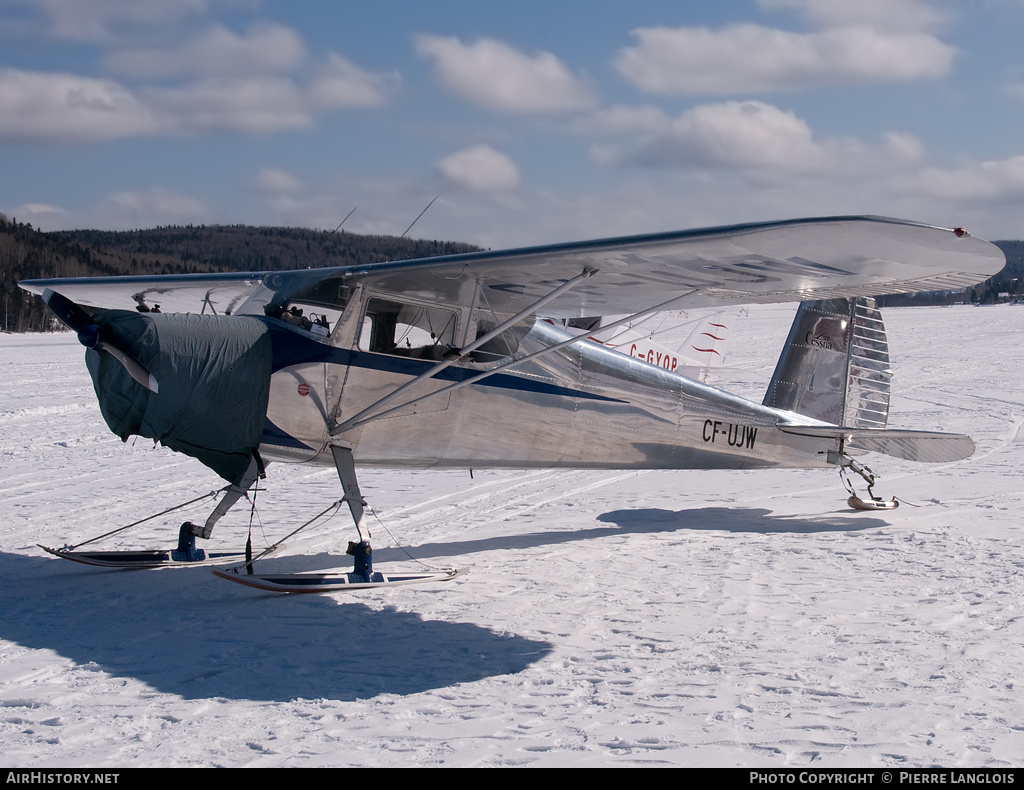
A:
[51, 225, 482, 275]
[1, 217, 481, 332]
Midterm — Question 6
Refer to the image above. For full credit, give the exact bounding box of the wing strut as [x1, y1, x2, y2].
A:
[333, 287, 698, 435]
[330, 267, 598, 436]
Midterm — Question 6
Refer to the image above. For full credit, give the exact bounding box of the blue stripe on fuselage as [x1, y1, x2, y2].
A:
[260, 417, 314, 449]
[263, 319, 626, 404]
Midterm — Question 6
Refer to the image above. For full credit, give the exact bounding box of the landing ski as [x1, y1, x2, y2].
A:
[847, 495, 899, 511]
[211, 566, 465, 593]
[39, 544, 278, 569]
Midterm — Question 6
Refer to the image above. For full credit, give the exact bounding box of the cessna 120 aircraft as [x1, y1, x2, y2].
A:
[19, 215, 1005, 593]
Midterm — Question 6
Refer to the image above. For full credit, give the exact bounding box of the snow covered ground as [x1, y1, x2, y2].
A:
[0, 304, 1021, 767]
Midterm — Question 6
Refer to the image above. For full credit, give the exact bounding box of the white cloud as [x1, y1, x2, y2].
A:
[913, 156, 1024, 202]
[436, 145, 520, 191]
[415, 35, 598, 114]
[0, 9, 399, 143]
[18, 201, 66, 215]
[622, 101, 835, 171]
[13, 203, 69, 228]
[34, 0, 211, 43]
[0, 68, 158, 141]
[882, 131, 926, 163]
[144, 77, 313, 135]
[102, 22, 307, 79]
[593, 101, 926, 182]
[758, 0, 949, 33]
[307, 53, 400, 110]
[143, 58, 397, 136]
[91, 188, 213, 229]
[614, 24, 955, 95]
[0, 49, 397, 142]
[249, 168, 304, 194]
[572, 105, 672, 137]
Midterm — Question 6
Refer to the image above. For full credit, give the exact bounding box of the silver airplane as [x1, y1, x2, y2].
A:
[19, 216, 1005, 592]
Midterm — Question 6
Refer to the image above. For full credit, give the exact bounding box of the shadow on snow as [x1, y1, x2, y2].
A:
[354, 504, 890, 565]
[0, 505, 883, 701]
[595, 506, 889, 534]
[0, 550, 552, 703]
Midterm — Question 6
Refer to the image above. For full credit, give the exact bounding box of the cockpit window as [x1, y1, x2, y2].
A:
[265, 277, 350, 340]
[360, 298, 458, 361]
[471, 320, 518, 364]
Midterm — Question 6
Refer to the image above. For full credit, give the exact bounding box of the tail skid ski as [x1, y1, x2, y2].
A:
[847, 495, 899, 511]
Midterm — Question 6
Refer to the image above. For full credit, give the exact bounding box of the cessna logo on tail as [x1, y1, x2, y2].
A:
[805, 331, 833, 350]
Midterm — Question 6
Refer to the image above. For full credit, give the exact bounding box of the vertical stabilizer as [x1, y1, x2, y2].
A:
[763, 298, 891, 427]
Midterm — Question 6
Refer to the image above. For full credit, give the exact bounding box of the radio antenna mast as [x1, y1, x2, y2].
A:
[383, 195, 439, 262]
[303, 206, 357, 268]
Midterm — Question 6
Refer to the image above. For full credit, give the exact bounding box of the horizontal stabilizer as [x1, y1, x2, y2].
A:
[780, 426, 974, 463]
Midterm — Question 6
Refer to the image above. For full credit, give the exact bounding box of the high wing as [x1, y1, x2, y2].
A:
[18, 270, 264, 316]
[19, 216, 1005, 318]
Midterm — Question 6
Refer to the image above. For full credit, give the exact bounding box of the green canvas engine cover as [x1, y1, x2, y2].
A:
[85, 311, 272, 484]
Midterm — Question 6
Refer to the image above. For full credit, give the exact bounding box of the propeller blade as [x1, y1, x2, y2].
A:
[95, 340, 160, 393]
[42, 288, 96, 337]
[40, 288, 159, 393]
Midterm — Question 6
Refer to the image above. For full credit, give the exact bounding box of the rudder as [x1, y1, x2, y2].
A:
[763, 298, 891, 428]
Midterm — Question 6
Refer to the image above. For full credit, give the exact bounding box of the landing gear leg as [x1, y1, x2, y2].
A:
[171, 452, 266, 561]
[831, 451, 899, 511]
[209, 448, 463, 592]
[331, 445, 379, 583]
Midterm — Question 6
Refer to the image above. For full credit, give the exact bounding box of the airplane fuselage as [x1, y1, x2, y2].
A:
[259, 290, 834, 473]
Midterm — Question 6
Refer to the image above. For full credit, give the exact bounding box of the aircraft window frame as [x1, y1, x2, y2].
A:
[264, 280, 351, 341]
[464, 314, 537, 367]
[468, 318, 518, 366]
[359, 297, 460, 361]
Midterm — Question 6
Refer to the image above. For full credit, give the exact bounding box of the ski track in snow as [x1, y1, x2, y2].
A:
[0, 306, 1022, 767]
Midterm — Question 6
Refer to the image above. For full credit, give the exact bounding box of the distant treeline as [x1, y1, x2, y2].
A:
[1, 213, 1018, 333]
[1, 215, 480, 332]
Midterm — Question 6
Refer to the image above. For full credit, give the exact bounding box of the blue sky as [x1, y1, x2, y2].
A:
[3, 0, 1024, 248]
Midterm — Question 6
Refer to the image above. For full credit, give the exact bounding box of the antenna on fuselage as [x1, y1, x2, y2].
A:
[382, 195, 440, 262]
[302, 206, 357, 269]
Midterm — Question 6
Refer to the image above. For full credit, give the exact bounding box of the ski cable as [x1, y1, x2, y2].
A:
[244, 479, 262, 575]
[60, 489, 224, 551]
[366, 504, 449, 573]
[237, 499, 347, 567]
